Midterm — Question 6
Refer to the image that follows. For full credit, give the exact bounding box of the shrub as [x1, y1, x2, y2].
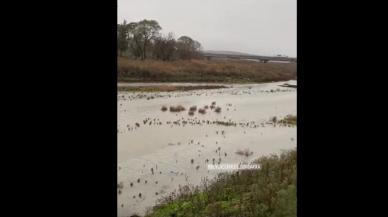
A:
[170, 105, 186, 112]
[278, 115, 297, 126]
[189, 106, 197, 111]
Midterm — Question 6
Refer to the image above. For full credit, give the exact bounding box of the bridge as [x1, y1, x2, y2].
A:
[202, 52, 297, 63]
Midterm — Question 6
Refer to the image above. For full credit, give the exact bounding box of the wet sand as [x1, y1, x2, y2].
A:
[117, 81, 296, 216]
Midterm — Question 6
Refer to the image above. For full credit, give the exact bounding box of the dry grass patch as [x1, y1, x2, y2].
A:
[169, 105, 186, 112]
[198, 108, 206, 114]
[118, 57, 296, 83]
[189, 106, 197, 111]
[278, 115, 297, 126]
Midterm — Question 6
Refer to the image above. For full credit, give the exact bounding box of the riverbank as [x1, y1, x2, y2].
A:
[118, 85, 227, 92]
[118, 57, 296, 83]
[145, 149, 296, 217]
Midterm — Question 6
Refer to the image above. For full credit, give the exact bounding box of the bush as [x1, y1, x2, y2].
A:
[170, 105, 186, 112]
[189, 106, 197, 111]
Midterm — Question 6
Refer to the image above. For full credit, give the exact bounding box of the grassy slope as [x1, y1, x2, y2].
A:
[118, 57, 297, 83]
[145, 149, 296, 217]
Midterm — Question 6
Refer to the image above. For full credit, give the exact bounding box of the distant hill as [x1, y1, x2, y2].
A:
[202, 50, 296, 63]
[204, 50, 294, 59]
[203, 50, 255, 56]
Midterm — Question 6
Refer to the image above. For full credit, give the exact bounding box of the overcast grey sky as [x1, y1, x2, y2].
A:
[118, 0, 296, 57]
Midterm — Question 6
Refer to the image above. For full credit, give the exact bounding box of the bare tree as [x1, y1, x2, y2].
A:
[118, 19, 203, 61]
[128, 19, 161, 60]
[117, 20, 130, 56]
[153, 32, 176, 61]
[176, 36, 202, 60]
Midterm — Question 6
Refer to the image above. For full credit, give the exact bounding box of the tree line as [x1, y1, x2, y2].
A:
[118, 19, 203, 60]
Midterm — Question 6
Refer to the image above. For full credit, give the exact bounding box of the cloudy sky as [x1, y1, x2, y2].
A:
[118, 0, 296, 57]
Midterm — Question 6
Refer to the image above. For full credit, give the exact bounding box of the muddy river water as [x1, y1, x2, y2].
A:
[118, 81, 296, 216]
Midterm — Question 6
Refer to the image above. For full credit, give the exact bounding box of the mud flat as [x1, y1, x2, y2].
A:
[117, 80, 297, 216]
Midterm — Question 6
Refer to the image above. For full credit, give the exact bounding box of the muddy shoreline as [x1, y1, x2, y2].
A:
[118, 85, 228, 92]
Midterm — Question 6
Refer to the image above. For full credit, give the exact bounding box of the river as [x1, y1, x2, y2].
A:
[117, 81, 296, 216]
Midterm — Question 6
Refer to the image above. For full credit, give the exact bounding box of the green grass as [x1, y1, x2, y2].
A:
[145, 149, 296, 217]
[118, 57, 297, 83]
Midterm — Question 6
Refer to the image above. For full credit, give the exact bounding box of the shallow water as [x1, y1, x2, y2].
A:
[117, 81, 296, 216]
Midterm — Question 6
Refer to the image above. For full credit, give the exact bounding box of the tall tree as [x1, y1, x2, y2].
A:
[127, 22, 142, 59]
[117, 20, 129, 56]
[153, 32, 176, 61]
[176, 36, 202, 60]
[128, 19, 161, 60]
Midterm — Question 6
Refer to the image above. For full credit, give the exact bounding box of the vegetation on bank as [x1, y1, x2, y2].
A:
[118, 85, 227, 92]
[145, 149, 296, 217]
[118, 57, 296, 83]
[270, 115, 297, 126]
[118, 19, 202, 60]
[118, 19, 296, 83]
[278, 115, 297, 126]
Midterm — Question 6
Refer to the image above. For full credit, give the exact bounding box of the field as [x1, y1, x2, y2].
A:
[118, 57, 297, 83]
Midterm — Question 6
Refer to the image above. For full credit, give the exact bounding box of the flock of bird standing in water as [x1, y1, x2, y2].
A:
[118, 101, 293, 134]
